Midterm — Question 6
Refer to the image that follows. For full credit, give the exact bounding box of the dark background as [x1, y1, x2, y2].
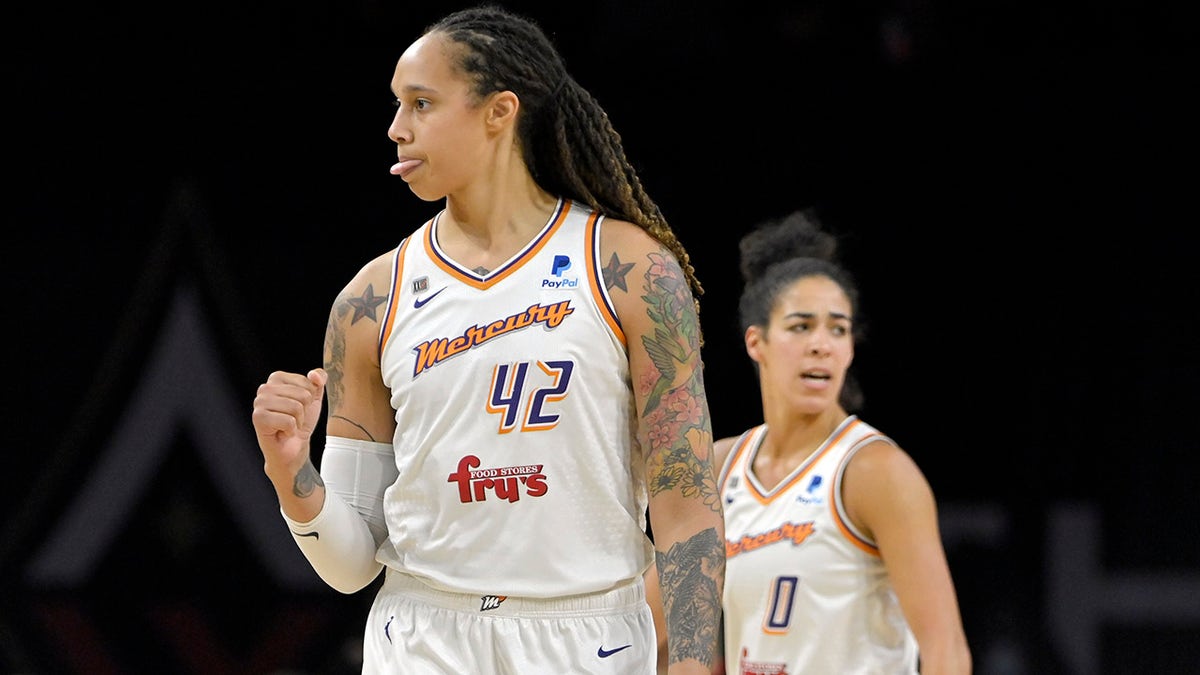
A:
[4, 1, 1198, 673]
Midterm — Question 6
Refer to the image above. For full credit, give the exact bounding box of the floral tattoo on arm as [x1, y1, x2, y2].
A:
[638, 251, 717, 508]
[634, 249, 725, 669]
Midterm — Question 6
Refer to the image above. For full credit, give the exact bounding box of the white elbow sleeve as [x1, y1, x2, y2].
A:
[281, 436, 397, 594]
[319, 436, 398, 547]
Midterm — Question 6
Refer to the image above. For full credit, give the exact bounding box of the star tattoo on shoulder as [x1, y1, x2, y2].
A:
[347, 283, 386, 324]
[602, 252, 635, 293]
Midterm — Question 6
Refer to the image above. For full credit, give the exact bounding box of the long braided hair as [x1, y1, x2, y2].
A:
[423, 5, 704, 315]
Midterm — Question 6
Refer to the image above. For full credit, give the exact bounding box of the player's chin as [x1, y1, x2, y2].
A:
[407, 182, 446, 203]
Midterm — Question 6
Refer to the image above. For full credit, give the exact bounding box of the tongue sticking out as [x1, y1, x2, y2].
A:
[391, 159, 423, 176]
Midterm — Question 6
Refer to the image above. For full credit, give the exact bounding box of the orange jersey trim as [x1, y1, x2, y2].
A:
[378, 235, 414, 360]
[424, 200, 572, 290]
[584, 210, 625, 346]
[743, 419, 863, 506]
[719, 426, 761, 495]
[831, 435, 884, 556]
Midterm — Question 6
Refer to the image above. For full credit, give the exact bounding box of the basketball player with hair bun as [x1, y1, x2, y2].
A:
[648, 209, 971, 674]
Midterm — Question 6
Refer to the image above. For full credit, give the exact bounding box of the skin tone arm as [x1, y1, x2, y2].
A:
[644, 563, 670, 675]
[843, 440, 973, 675]
[601, 219, 725, 675]
[320, 252, 399, 446]
[645, 432, 740, 674]
[251, 251, 398, 523]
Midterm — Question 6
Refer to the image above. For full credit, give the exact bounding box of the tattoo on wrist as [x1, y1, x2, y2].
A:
[658, 527, 725, 668]
[292, 460, 324, 498]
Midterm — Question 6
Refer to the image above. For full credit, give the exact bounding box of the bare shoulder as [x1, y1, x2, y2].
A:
[596, 218, 671, 297]
[598, 216, 657, 249]
[334, 248, 396, 309]
[852, 436, 920, 470]
[326, 248, 396, 356]
[323, 247, 400, 442]
[843, 437, 938, 536]
[845, 438, 932, 495]
[597, 217, 696, 326]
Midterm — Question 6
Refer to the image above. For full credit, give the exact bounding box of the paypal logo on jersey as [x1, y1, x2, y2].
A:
[797, 474, 825, 506]
[542, 254, 579, 289]
[551, 255, 572, 276]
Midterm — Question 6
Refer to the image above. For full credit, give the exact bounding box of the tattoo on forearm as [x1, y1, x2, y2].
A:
[292, 459, 324, 498]
[657, 527, 725, 668]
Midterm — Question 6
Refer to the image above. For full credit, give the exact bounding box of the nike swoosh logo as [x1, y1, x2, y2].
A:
[597, 644, 632, 658]
[292, 531, 319, 540]
[413, 287, 447, 309]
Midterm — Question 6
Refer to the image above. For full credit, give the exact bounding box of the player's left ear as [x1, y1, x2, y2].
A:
[485, 90, 519, 131]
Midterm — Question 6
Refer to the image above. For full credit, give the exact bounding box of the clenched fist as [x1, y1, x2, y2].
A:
[252, 368, 327, 489]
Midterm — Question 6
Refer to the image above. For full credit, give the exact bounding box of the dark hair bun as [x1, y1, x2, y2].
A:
[738, 208, 838, 283]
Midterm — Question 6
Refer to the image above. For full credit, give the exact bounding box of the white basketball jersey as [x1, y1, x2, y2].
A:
[719, 415, 919, 674]
[374, 198, 651, 598]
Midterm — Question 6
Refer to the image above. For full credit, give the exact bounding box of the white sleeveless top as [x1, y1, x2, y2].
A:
[719, 415, 919, 674]
[374, 198, 651, 598]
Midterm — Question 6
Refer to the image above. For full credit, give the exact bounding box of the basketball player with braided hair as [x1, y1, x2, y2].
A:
[251, 5, 723, 673]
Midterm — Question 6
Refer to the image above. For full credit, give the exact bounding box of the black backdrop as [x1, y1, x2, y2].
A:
[4, 1, 1198, 673]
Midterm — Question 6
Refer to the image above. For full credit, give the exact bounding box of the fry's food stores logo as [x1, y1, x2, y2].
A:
[448, 455, 548, 503]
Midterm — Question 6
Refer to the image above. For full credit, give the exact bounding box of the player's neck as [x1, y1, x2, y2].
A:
[438, 188, 559, 269]
[760, 409, 848, 463]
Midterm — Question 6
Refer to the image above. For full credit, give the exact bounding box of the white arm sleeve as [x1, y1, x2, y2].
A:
[281, 436, 398, 594]
[319, 436, 397, 545]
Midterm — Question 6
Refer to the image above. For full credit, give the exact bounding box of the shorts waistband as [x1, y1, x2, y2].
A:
[380, 569, 647, 618]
